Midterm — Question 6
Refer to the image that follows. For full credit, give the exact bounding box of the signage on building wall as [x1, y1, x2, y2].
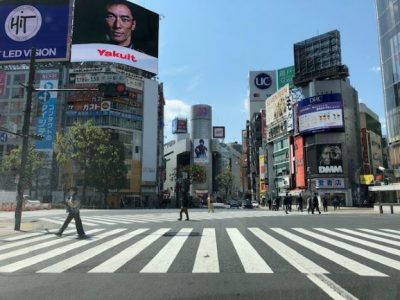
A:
[71, 0, 159, 74]
[315, 178, 345, 189]
[298, 93, 344, 134]
[294, 135, 306, 188]
[265, 84, 290, 126]
[0, 71, 5, 96]
[249, 71, 277, 102]
[0, 0, 69, 64]
[193, 138, 209, 163]
[316, 144, 343, 174]
[172, 118, 187, 134]
[35, 71, 59, 150]
[277, 66, 294, 89]
[213, 126, 225, 139]
[193, 105, 210, 118]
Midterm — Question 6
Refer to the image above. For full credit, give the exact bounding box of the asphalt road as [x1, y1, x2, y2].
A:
[0, 208, 399, 300]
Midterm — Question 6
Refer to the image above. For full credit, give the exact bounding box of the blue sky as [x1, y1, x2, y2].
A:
[135, 0, 384, 143]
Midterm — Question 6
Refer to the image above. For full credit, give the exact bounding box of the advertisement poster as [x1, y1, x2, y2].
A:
[0, 0, 70, 64]
[71, 0, 159, 74]
[0, 72, 5, 96]
[294, 135, 306, 188]
[298, 93, 344, 134]
[35, 72, 59, 150]
[193, 138, 209, 163]
[316, 144, 343, 174]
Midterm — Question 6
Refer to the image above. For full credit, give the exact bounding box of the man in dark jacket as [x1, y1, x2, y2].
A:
[56, 187, 87, 239]
[297, 194, 303, 212]
[178, 194, 190, 221]
[312, 193, 321, 214]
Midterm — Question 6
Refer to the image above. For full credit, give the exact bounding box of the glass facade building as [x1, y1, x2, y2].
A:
[376, 0, 400, 168]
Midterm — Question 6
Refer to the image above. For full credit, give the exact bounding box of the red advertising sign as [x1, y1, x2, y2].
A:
[294, 135, 306, 188]
[0, 71, 5, 96]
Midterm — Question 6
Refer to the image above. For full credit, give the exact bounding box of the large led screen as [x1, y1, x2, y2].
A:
[298, 93, 344, 134]
[0, 0, 70, 64]
[316, 144, 343, 174]
[71, 0, 159, 74]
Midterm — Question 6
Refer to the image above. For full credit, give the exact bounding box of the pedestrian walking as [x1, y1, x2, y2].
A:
[307, 196, 313, 214]
[313, 193, 321, 214]
[267, 198, 272, 210]
[56, 187, 87, 239]
[297, 194, 303, 212]
[276, 197, 280, 211]
[207, 194, 214, 213]
[272, 198, 277, 211]
[322, 195, 328, 212]
[288, 194, 293, 212]
[284, 193, 289, 214]
[178, 195, 190, 221]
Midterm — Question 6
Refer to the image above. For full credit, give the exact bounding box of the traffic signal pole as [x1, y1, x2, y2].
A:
[14, 49, 36, 231]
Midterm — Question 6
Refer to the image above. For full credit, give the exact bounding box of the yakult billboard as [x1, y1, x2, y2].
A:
[71, 0, 159, 74]
[0, 0, 70, 64]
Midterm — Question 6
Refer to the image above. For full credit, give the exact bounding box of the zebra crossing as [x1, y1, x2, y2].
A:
[1, 226, 400, 277]
[38, 210, 305, 227]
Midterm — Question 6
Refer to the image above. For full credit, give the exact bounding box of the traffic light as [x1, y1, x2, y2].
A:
[98, 83, 126, 97]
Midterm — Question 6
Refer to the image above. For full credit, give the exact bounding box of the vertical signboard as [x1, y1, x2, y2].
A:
[0, 0, 70, 64]
[294, 135, 305, 188]
[193, 138, 209, 163]
[259, 154, 267, 194]
[277, 66, 294, 89]
[35, 71, 59, 150]
[0, 72, 5, 96]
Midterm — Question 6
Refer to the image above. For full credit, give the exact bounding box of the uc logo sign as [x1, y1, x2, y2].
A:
[254, 73, 272, 90]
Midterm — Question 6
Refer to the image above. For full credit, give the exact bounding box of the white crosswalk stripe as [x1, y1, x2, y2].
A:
[358, 228, 400, 240]
[38, 210, 308, 227]
[192, 228, 219, 273]
[337, 228, 400, 247]
[141, 228, 193, 273]
[226, 228, 273, 273]
[272, 228, 387, 277]
[294, 228, 400, 272]
[0, 227, 399, 279]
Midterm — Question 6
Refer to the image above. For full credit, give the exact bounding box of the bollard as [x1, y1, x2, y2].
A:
[390, 205, 394, 214]
[379, 205, 383, 214]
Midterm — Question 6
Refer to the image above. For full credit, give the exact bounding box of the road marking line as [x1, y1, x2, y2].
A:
[2, 231, 46, 241]
[50, 217, 98, 227]
[89, 228, 170, 273]
[192, 228, 219, 273]
[226, 228, 273, 273]
[91, 216, 131, 224]
[140, 228, 193, 273]
[358, 228, 400, 240]
[307, 273, 358, 300]
[0, 228, 122, 273]
[38, 218, 64, 225]
[295, 228, 400, 272]
[337, 228, 400, 247]
[0, 229, 78, 253]
[272, 228, 387, 277]
[249, 228, 328, 274]
[37, 228, 149, 273]
[80, 217, 116, 225]
[315, 228, 400, 257]
[380, 229, 400, 235]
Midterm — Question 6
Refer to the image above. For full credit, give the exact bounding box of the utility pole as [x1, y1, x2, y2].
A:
[15, 48, 36, 231]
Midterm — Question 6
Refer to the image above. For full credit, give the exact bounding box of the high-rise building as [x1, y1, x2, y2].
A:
[375, 0, 400, 169]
